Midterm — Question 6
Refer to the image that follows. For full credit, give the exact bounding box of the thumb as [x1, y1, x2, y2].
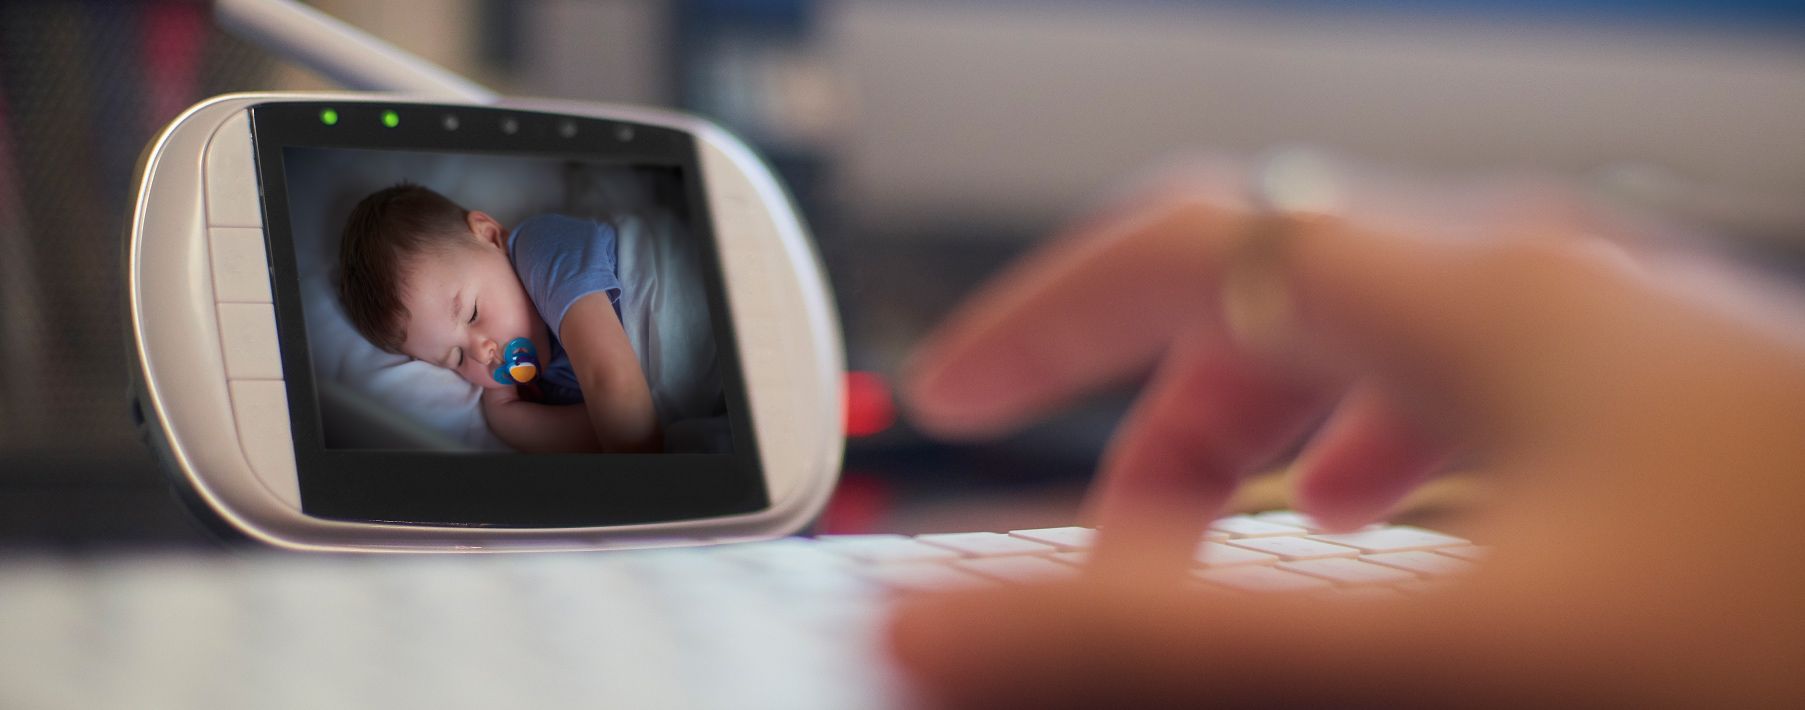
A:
[887, 575, 1606, 710]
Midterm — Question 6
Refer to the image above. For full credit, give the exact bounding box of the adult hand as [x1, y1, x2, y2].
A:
[893, 167, 1805, 707]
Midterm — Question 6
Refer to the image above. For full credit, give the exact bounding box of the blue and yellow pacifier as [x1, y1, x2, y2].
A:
[491, 337, 540, 385]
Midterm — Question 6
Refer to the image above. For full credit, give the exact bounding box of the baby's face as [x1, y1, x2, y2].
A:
[397, 212, 546, 390]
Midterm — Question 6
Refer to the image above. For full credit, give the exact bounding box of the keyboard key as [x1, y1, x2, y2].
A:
[1225, 536, 1359, 560]
[813, 535, 962, 564]
[863, 563, 990, 593]
[1209, 516, 1308, 538]
[1251, 510, 1324, 531]
[1047, 551, 1090, 567]
[714, 539, 850, 569]
[1437, 546, 1490, 562]
[621, 548, 742, 578]
[1307, 526, 1468, 553]
[1253, 510, 1381, 533]
[712, 536, 816, 552]
[1196, 566, 1332, 593]
[1362, 551, 1475, 577]
[752, 558, 877, 598]
[1006, 527, 1096, 550]
[1194, 542, 1279, 568]
[917, 532, 1060, 557]
[1277, 558, 1416, 586]
[954, 556, 1079, 584]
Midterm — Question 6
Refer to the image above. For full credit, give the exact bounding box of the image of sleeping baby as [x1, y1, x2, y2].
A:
[337, 183, 661, 453]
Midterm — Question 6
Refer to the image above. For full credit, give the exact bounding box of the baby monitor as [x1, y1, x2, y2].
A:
[126, 94, 843, 551]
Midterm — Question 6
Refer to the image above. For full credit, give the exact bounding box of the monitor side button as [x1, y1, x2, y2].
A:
[204, 111, 263, 228]
[209, 227, 273, 303]
[229, 379, 301, 510]
[217, 303, 284, 380]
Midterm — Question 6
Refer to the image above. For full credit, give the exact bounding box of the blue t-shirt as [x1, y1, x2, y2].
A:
[508, 214, 625, 406]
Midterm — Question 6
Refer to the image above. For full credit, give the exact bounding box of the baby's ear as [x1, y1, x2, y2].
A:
[467, 210, 506, 249]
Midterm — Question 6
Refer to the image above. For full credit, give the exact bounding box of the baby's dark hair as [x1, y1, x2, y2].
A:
[337, 183, 471, 353]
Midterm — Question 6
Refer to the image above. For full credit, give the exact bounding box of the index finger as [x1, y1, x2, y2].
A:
[902, 190, 1245, 439]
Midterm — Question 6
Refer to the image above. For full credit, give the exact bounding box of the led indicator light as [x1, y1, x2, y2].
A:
[381, 110, 400, 128]
[319, 108, 338, 125]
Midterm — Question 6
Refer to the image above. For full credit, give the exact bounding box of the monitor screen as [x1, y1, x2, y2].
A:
[251, 102, 768, 527]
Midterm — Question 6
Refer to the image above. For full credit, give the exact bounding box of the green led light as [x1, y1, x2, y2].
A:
[381, 110, 400, 128]
[319, 108, 338, 126]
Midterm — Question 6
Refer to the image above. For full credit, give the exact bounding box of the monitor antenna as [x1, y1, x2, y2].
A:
[214, 0, 498, 103]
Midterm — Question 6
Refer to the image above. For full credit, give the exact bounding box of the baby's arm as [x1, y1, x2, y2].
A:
[480, 386, 601, 453]
[560, 292, 661, 452]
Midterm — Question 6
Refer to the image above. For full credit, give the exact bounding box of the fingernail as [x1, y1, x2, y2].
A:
[913, 360, 1007, 408]
[903, 353, 1013, 427]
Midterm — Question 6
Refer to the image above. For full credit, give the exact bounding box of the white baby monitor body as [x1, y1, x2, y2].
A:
[127, 93, 844, 551]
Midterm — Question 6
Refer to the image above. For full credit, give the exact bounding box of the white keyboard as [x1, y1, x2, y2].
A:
[0, 512, 1478, 710]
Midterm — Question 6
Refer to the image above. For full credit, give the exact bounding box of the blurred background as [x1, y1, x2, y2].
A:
[2, 0, 1803, 546]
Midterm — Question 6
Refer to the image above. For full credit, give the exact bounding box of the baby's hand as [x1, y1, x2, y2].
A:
[478, 383, 602, 453]
[479, 385, 520, 407]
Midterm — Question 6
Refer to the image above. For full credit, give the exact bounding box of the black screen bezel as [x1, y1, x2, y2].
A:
[249, 101, 769, 527]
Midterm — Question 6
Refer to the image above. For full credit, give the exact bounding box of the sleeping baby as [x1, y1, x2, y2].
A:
[336, 183, 659, 453]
